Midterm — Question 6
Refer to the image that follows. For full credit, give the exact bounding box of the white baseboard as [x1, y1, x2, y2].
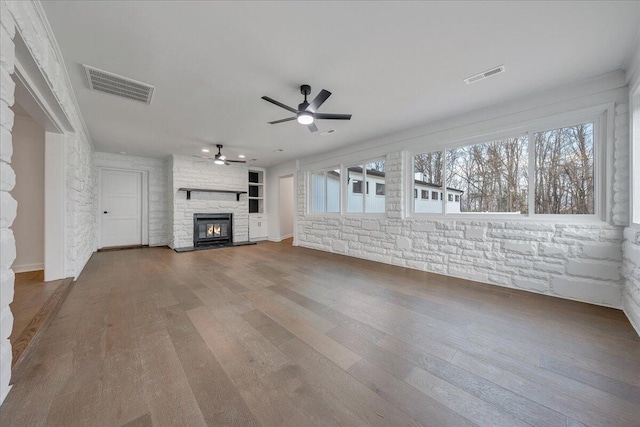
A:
[268, 233, 293, 243]
[12, 263, 44, 273]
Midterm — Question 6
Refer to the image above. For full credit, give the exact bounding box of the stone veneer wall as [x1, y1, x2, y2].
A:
[170, 155, 248, 248]
[94, 152, 170, 247]
[297, 101, 630, 310]
[0, 1, 95, 403]
[623, 228, 640, 334]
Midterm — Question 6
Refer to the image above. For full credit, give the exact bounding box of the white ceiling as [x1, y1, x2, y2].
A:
[42, 1, 640, 167]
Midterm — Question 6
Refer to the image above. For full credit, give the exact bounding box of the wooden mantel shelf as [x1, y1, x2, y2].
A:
[178, 188, 247, 201]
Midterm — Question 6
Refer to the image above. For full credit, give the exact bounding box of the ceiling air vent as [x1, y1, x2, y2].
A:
[83, 65, 154, 104]
[464, 65, 505, 85]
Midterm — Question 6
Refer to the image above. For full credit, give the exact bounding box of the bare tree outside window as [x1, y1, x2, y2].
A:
[414, 151, 443, 186]
[446, 136, 528, 213]
[366, 161, 385, 173]
[534, 123, 594, 214]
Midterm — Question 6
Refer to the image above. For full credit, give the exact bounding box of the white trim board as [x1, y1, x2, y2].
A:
[12, 264, 44, 274]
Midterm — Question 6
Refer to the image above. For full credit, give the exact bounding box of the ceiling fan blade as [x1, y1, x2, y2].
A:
[314, 113, 352, 120]
[268, 117, 297, 125]
[307, 122, 318, 133]
[262, 96, 298, 114]
[226, 160, 247, 163]
[306, 89, 331, 113]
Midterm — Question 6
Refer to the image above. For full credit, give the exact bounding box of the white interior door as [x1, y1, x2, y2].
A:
[100, 169, 142, 248]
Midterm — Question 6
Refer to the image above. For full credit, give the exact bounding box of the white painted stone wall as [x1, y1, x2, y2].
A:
[623, 228, 640, 334]
[94, 152, 170, 247]
[298, 137, 627, 308]
[613, 104, 630, 225]
[65, 133, 95, 278]
[1, 1, 96, 403]
[170, 155, 248, 248]
[0, 0, 18, 404]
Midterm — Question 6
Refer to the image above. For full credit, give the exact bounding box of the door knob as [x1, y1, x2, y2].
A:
[103, 211, 108, 214]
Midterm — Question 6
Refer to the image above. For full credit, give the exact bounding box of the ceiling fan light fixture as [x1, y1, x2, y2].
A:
[297, 112, 314, 125]
[214, 159, 225, 165]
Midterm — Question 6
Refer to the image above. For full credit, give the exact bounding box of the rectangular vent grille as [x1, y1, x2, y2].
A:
[83, 65, 154, 104]
[464, 65, 505, 85]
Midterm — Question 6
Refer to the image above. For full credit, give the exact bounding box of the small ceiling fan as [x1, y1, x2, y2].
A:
[262, 84, 352, 133]
[194, 144, 246, 165]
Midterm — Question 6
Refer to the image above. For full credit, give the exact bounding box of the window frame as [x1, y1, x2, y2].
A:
[408, 106, 610, 222]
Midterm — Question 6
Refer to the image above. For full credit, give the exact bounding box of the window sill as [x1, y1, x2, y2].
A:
[343, 213, 387, 218]
[407, 212, 608, 224]
[305, 212, 388, 219]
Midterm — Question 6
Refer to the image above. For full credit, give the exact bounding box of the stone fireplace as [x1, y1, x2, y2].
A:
[169, 155, 249, 249]
[193, 213, 232, 246]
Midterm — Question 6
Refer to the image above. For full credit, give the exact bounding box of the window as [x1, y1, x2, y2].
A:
[310, 168, 340, 213]
[413, 116, 601, 217]
[414, 151, 444, 213]
[446, 136, 528, 213]
[348, 160, 386, 213]
[414, 189, 418, 198]
[347, 165, 364, 213]
[535, 123, 594, 214]
[365, 161, 384, 212]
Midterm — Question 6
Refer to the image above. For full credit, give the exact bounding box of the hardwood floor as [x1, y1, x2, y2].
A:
[1, 242, 639, 426]
[9, 271, 73, 373]
[10, 271, 60, 344]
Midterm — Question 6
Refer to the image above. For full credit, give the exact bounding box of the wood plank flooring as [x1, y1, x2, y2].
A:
[9, 271, 71, 373]
[1, 242, 639, 426]
[9, 271, 62, 345]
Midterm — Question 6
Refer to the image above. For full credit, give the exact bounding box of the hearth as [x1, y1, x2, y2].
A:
[193, 213, 232, 247]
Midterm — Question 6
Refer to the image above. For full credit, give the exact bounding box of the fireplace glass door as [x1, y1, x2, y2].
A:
[193, 213, 233, 247]
[198, 222, 228, 239]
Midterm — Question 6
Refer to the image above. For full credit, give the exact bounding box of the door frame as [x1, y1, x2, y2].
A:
[13, 30, 72, 281]
[97, 167, 149, 248]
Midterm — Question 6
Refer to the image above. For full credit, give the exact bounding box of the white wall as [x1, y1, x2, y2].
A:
[170, 155, 249, 248]
[94, 152, 169, 247]
[279, 175, 294, 239]
[0, 1, 96, 403]
[296, 72, 629, 309]
[265, 159, 297, 242]
[10, 114, 44, 272]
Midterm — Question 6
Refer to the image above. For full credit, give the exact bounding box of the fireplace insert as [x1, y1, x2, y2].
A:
[193, 213, 232, 247]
